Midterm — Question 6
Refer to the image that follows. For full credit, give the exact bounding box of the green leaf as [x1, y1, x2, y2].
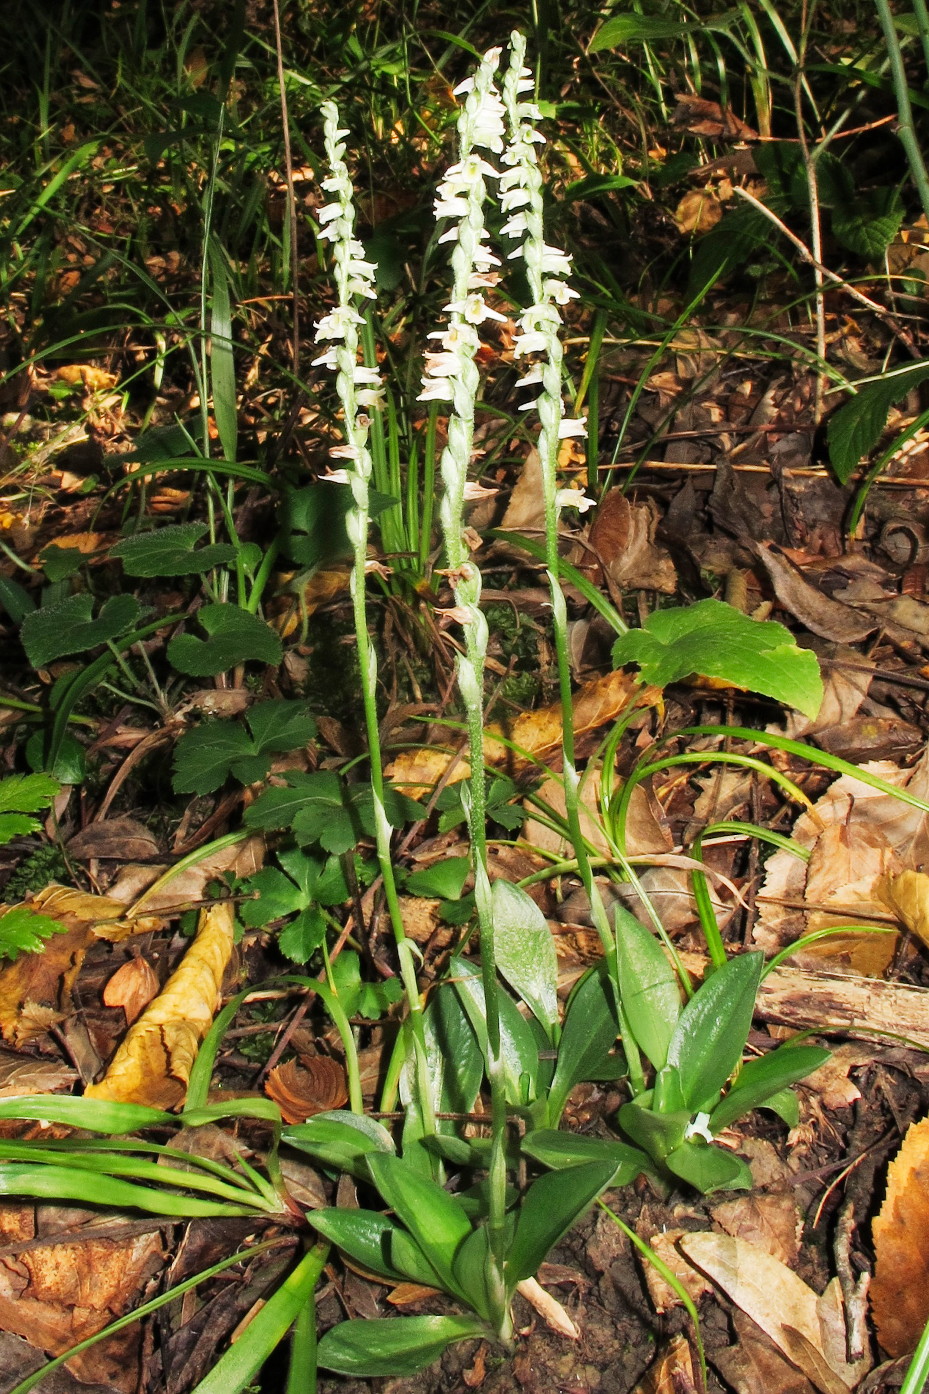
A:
[21, 593, 142, 667]
[172, 700, 316, 794]
[664, 1141, 753, 1193]
[492, 879, 559, 1040]
[0, 773, 60, 845]
[283, 1111, 395, 1178]
[38, 544, 90, 582]
[708, 1044, 829, 1132]
[451, 1225, 495, 1322]
[403, 857, 470, 900]
[0, 1095, 173, 1133]
[827, 362, 929, 484]
[167, 605, 282, 676]
[831, 187, 905, 260]
[307, 1208, 406, 1282]
[0, 1162, 260, 1216]
[317, 1315, 487, 1378]
[590, 10, 736, 48]
[111, 523, 237, 577]
[190, 1243, 328, 1394]
[617, 1098, 691, 1162]
[614, 909, 681, 1072]
[277, 908, 327, 962]
[329, 949, 404, 1019]
[521, 1129, 647, 1186]
[279, 482, 395, 570]
[507, 1162, 616, 1284]
[548, 962, 623, 1124]
[366, 1153, 472, 1295]
[666, 953, 764, 1113]
[451, 956, 539, 1106]
[25, 730, 86, 784]
[613, 599, 823, 717]
[0, 906, 70, 960]
[0, 575, 35, 623]
[401, 984, 483, 1129]
[244, 771, 359, 852]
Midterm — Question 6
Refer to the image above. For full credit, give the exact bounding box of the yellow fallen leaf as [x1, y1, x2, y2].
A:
[55, 364, 118, 391]
[85, 900, 236, 1108]
[877, 869, 929, 950]
[871, 1114, 929, 1356]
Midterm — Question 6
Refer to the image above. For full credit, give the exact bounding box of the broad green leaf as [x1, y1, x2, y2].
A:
[831, 188, 905, 259]
[617, 1098, 690, 1162]
[307, 1208, 406, 1281]
[317, 1315, 487, 1378]
[664, 1142, 753, 1193]
[521, 1128, 647, 1185]
[492, 879, 559, 1040]
[0, 574, 34, 623]
[25, 730, 86, 784]
[283, 1110, 395, 1177]
[0, 773, 60, 845]
[507, 1161, 616, 1284]
[21, 593, 142, 667]
[244, 771, 359, 852]
[827, 362, 929, 484]
[451, 956, 539, 1105]
[366, 1153, 472, 1295]
[614, 908, 681, 1072]
[709, 1044, 829, 1133]
[279, 482, 395, 570]
[0, 906, 70, 960]
[590, 10, 737, 48]
[666, 953, 764, 1113]
[190, 1243, 328, 1394]
[37, 544, 88, 581]
[612, 599, 823, 718]
[548, 962, 623, 1124]
[451, 1224, 495, 1322]
[403, 856, 470, 900]
[111, 523, 237, 577]
[400, 984, 483, 1129]
[167, 604, 282, 676]
[755, 1086, 800, 1129]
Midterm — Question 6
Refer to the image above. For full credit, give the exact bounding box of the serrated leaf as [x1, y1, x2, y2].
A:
[172, 700, 315, 794]
[0, 906, 70, 960]
[827, 361, 929, 484]
[0, 772, 60, 845]
[612, 598, 823, 717]
[21, 593, 142, 667]
[111, 523, 237, 577]
[278, 906, 327, 961]
[167, 604, 282, 676]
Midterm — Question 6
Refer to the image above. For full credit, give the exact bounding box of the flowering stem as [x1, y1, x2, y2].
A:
[424, 48, 511, 1337]
[500, 34, 613, 957]
[313, 103, 435, 1141]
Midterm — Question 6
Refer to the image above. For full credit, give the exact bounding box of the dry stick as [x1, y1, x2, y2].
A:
[793, 75, 827, 425]
[730, 185, 920, 358]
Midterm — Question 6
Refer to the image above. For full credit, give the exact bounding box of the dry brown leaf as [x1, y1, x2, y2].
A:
[634, 1334, 699, 1394]
[639, 1228, 712, 1314]
[588, 490, 678, 595]
[388, 670, 660, 797]
[514, 1277, 579, 1339]
[714, 1309, 817, 1394]
[269, 567, 351, 637]
[67, 817, 162, 863]
[85, 899, 236, 1108]
[674, 187, 723, 235]
[0, 1047, 76, 1096]
[264, 1056, 348, 1123]
[751, 543, 877, 644]
[711, 1193, 802, 1265]
[499, 447, 545, 532]
[679, 1233, 868, 1394]
[0, 1215, 162, 1394]
[871, 1115, 929, 1356]
[102, 958, 160, 1025]
[802, 1043, 868, 1110]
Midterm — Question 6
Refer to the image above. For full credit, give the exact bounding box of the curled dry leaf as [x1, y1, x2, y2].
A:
[85, 899, 236, 1109]
[633, 1333, 698, 1394]
[871, 1115, 929, 1357]
[674, 187, 723, 236]
[102, 957, 160, 1025]
[587, 489, 678, 595]
[264, 1055, 349, 1123]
